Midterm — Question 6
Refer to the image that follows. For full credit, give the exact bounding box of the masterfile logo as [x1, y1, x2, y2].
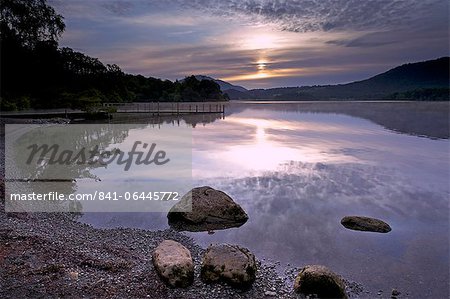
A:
[5, 124, 193, 213]
[26, 141, 170, 171]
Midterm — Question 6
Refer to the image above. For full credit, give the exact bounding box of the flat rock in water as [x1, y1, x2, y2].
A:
[294, 265, 348, 299]
[201, 244, 257, 288]
[152, 240, 194, 288]
[167, 186, 248, 232]
[341, 216, 391, 233]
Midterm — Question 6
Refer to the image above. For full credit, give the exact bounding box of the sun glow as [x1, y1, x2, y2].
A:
[246, 34, 277, 50]
[218, 27, 339, 83]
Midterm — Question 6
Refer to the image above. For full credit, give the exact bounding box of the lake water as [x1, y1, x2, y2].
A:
[79, 102, 449, 298]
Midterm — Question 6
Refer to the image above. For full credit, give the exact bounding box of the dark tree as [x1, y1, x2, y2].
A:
[1, 0, 227, 111]
[1, 0, 65, 48]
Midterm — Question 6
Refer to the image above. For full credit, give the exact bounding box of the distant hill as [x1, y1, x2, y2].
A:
[193, 75, 248, 92]
[231, 57, 450, 101]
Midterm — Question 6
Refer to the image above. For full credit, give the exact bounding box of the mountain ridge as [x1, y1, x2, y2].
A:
[191, 75, 248, 93]
[205, 57, 450, 101]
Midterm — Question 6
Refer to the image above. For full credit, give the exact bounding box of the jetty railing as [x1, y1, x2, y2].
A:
[103, 102, 226, 115]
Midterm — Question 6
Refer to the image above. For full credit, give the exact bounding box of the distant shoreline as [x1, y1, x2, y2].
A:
[230, 99, 434, 103]
[2, 101, 448, 139]
[228, 101, 450, 139]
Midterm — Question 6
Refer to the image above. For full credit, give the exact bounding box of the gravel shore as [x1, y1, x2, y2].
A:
[0, 206, 301, 299]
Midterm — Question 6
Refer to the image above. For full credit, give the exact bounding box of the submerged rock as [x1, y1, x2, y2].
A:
[391, 288, 401, 298]
[294, 265, 347, 299]
[167, 186, 248, 232]
[341, 216, 391, 233]
[201, 244, 257, 288]
[152, 240, 194, 288]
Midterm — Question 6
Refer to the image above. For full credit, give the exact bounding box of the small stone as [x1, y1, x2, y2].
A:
[294, 265, 347, 299]
[152, 240, 194, 288]
[68, 271, 79, 280]
[265, 290, 277, 296]
[201, 243, 257, 288]
[341, 216, 391, 233]
[392, 288, 401, 297]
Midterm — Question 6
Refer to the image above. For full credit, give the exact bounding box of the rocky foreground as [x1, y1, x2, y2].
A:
[0, 200, 364, 299]
[0, 185, 372, 298]
[0, 202, 277, 298]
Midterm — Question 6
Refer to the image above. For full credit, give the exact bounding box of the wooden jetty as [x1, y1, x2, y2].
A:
[1, 101, 227, 119]
[103, 102, 226, 115]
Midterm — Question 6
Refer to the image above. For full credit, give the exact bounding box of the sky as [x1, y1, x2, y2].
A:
[49, 0, 449, 89]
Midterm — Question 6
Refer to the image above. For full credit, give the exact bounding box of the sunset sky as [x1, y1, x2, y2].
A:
[49, 0, 449, 89]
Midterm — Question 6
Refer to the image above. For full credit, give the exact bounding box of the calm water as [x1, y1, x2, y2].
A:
[80, 102, 449, 298]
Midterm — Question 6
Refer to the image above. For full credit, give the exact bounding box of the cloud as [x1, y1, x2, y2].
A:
[52, 0, 449, 88]
[95, 44, 261, 79]
[101, 0, 134, 16]
[89, 0, 448, 34]
[174, 0, 448, 33]
[326, 32, 400, 48]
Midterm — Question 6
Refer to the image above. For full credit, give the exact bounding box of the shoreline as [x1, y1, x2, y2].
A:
[0, 205, 288, 298]
[0, 202, 365, 298]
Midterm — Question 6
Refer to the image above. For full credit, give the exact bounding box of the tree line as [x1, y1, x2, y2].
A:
[0, 0, 228, 111]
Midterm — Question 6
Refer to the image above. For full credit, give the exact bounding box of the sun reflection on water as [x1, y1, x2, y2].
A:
[198, 116, 359, 176]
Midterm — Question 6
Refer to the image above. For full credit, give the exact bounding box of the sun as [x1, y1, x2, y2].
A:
[256, 59, 268, 70]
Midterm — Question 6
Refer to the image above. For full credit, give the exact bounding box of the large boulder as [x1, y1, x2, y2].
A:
[341, 216, 391, 233]
[152, 240, 194, 288]
[294, 265, 347, 299]
[167, 186, 248, 232]
[201, 244, 257, 288]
